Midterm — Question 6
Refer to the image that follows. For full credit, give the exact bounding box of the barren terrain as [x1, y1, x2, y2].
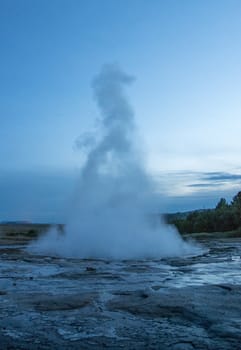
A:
[0, 225, 241, 349]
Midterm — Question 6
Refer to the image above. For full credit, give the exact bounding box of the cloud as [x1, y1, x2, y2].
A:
[154, 170, 241, 196]
[203, 172, 241, 182]
[188, 183, 221, 188]
[186, 171, 241, 191]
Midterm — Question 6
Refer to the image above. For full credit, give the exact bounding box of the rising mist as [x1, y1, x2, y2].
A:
[28, 64, 196, 259]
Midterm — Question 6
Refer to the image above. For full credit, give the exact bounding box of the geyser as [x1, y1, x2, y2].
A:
[29, 64, 196, 259]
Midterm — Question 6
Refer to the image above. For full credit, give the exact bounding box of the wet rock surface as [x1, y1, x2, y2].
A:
[0, 238, 241, 349]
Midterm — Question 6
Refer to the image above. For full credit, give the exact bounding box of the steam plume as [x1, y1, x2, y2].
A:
[29, 64, 195, 259]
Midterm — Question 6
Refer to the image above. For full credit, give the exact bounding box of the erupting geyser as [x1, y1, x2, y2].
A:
[29, 64, 196, 259]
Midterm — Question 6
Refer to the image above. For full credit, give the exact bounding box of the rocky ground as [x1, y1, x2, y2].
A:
[0, 228, 241, 349]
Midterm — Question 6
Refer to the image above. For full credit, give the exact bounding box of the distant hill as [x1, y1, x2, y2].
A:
[165, 191, 241, 234]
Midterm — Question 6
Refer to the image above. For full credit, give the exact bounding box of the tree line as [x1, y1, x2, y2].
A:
[166, 191, 241, 234]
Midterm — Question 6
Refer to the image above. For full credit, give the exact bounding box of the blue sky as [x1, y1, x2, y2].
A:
[1, 0, 241, 221]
